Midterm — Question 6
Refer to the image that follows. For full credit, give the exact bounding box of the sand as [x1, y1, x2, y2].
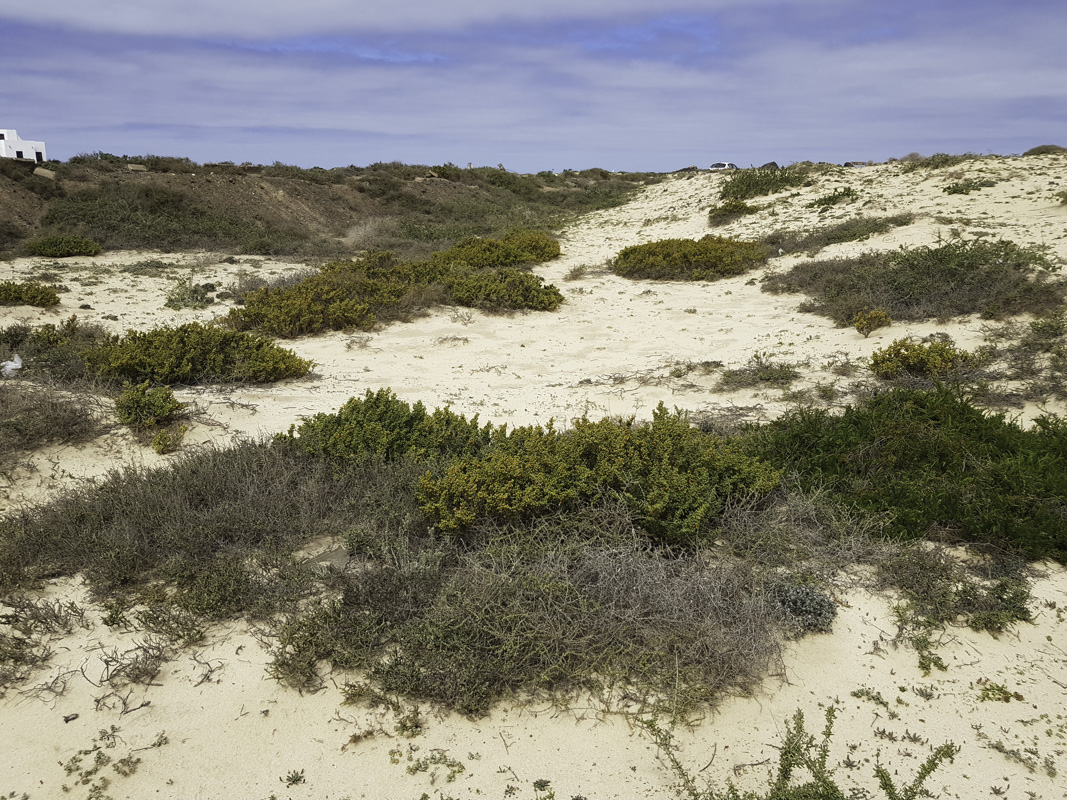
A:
[2, 154, 1067, 799]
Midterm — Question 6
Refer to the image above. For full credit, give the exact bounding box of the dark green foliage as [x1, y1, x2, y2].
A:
[114, 382, 186, 429]
[900, 153, 977, 172]
[228, 231, 563, 337]
[868, 338, 971, 379]
[944, 178, 996, 195]
[707, 199, 758, 225]
[805, 186, 857, 209]
[82, 322, 313, 384]
[1022, 144, 1067, 156]
[761, 238, 1064, 324]
[287, 388, 493, 462]
[39, 183, 308, 254]
[0, 281, 60, 307]
[745, 385, 1067, 559]
[610, 236, 768, 281]
[21, 235, 102, 257]
[720, 167, 809, 201]
[418, 404, 781, 546]
[762, 214, 914, 255]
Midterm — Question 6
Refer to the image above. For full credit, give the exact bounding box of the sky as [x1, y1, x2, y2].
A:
[1, 0, 1064, 172]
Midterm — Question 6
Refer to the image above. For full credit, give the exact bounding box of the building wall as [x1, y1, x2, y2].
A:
[0, 130, 48, 162]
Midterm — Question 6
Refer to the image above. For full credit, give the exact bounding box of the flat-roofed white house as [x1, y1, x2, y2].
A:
[0, 130, 47, 162]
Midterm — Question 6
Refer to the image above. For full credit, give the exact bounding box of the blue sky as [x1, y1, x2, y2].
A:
[2, 0, 1064, 172]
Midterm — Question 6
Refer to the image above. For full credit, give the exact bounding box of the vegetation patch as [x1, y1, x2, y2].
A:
[228, 231, 562, 338]
[852, 308, 892, 338]
[868, 337, 973, 379]
[82, 322, 313, 384]
[21, 235, 102, 258]
[0, 383, 100, 473]
[115, 381, 186, 429]
[719, 166, 810, 201]
[744, 385, 1067, 559]
[707, 199, 759, 226]
[805, 186, 858, 209]
[0, 281, 60, 307]
[762, 214, 914, 255]
[900, 153, 979, 172]
[944, 178, 996, 195]
[717, 352, 804, 390]
[761, 238, 1064, 324]
[610, 236, 768, 281]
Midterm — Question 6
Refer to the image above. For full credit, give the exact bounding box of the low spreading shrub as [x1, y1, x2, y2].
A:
[805, 186, 857, 209]
[21, 235, 102, 257]
[0, 383, 100, 471]
[83, 322, 313, 384]
[610, 236, 768, 281]
[720, 166, 809, 201]
[286, 388, 493, 462]
[418, 404, 781, 546]
[707, 199, 758, 225]
[0, 281, 60, 307]
[762, 214, 914, 255]
[229, 231, 563, 337]
[944, 178, 996, 195]
[1022, 144, 1066, 156]
[115, 381, 186, 429]
[868, 338, 971, 379]
[744, 385, 1067, 559]
[899, 153, 977, 172]
[762, 238, 1063, 323]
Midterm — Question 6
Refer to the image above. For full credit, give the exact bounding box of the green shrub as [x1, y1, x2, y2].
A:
[900, 153, 976, 172]
[805, 186, 857, 209]
[151, 424, 187, 454]
[720, 166, 808, 201]
[718, 352, 803, 389]
[418, 404, 781, 546]
[446, 268, 563, 311]
[22, 235, 102, 257]
[229, 232, 563, 337]
[164, 276, 214, 309]
[944, 178, 996, 195]
[287, 388, 493, 462]
[1022, 144, 1066, 156]
[707, 199, 758, 225]
[115, 381, 186, 429]
[763, 214, 915, 255]
[868, 338, 971, 379]
[83, 322, 313, 384]
[0, 281, 60, 307]
[610, 236, 768, 281]
[744, 385, 1067, 559]
[762, 238, 1063, 324]
[852, 308, 892, 338]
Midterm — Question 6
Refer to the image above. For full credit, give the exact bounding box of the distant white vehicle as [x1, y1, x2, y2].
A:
[709, 162, 738, 171]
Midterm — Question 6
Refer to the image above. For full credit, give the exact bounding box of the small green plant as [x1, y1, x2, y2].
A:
[610, 236, 768, 281]
[806, 186, 858, 209]
[83, 322, 313, 384]
[868, 338, 971, 379]
[643, 705, 959, 799]
[281, 769, 305, 786]
[707, 199, 758, 225]
[22, 235, 102, 257]
[151, 423, 187, 454]
[114, 382, 186, 429]
[944, 178, 996, 195]
[720, 166, 809, 200]
[0, 281, 61, 307]
[852, 308, 892, 338]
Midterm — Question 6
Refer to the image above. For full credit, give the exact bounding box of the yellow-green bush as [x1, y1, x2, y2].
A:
[83, 322, 312, 384]
[286, 388, 493, 462]
[852, 308, 892, 338]
[418, 404, 781, 546]
[114, 381, 186, 430]
[868, 338, 971, 379]
[22, 235, 102, 257]
[610, 236, 768, 281]
[447, 268, 563, 311]
[0, 281, 60, 307]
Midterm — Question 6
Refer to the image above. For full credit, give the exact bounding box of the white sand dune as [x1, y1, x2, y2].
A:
[2, 154, 1067, 799]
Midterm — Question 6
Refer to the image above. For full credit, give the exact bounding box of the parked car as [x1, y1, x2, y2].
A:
[709, 162, 738, 171]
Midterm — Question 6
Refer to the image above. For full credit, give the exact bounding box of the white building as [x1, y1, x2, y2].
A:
[0, 130, 47, 163]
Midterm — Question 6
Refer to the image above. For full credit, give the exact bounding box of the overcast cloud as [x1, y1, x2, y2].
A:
[2, 0, 1064, 171]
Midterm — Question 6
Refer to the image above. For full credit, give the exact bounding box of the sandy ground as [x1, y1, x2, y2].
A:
[2, 154, 1067, 799]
